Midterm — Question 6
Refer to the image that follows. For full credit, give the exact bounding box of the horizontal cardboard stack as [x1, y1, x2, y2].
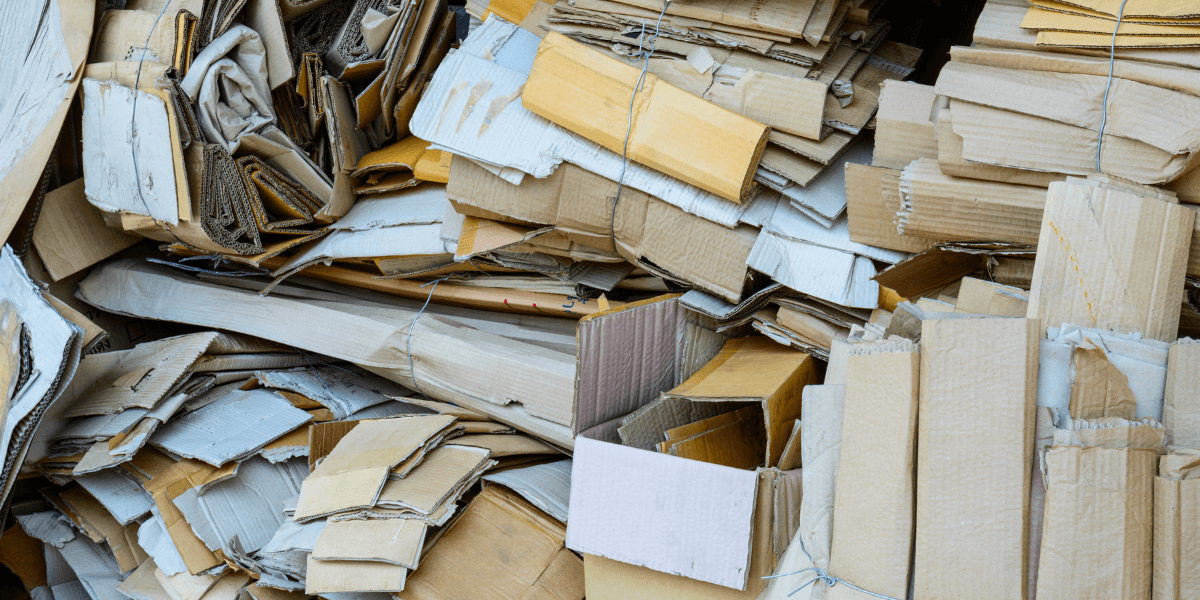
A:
[1, 0, 1199, 599]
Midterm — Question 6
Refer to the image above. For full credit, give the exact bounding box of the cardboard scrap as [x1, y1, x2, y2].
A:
[293, 415, 457, 521]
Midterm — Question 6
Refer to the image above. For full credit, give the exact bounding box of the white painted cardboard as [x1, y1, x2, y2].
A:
[74, 468, 155, 526]
[255, 368, 397, 420]
[80, 79, 178, 224]
[482, 458, 571, 522]
[137, 513, 188, 577]
[151, 388, 313, 466]
[172, 457, 307, 557]
[0, 246, 83, 508]
[566, 437, 759, 590]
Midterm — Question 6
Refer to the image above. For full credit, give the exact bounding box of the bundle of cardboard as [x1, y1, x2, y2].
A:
[1, 0, 1200, 599]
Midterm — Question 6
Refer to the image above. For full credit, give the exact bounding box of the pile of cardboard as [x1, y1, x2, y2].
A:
[1, 0, 1199, 599]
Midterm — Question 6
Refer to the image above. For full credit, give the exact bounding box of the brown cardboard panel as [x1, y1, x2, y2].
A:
[873, 81, 938, 170]
[1037, 446, 1155, 600]
[31, 178, 141, 281]
[915, 317, 1039, 600]
[1165, 340, 1200, 449]
[845, 163, 934, 254]
[898, 158, 1047, 246]
[294, 415, 457, 521]
[401, 486, 583, 599]
[1027, 179, 1194, 342]
[827, 340, 919, 600]
[664, 337, 815, 468]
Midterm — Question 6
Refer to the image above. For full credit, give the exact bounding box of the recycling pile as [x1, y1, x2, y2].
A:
[0, 0, 1197, 599]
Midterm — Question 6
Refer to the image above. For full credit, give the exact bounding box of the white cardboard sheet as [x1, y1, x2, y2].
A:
[151, 388, 312, 466]
[565, 437, 759, 590]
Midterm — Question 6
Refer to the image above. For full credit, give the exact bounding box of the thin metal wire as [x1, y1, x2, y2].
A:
[405, 277, 450, 400]
[1096, 0, 1131, 173]
[761, 538, 900, 600]
[608, 1, 672, 252]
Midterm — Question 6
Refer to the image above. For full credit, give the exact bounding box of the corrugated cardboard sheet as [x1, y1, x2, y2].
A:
[828, 340, 919, 600]
[293, 415, 456, 521]
[1165, 339, 1200, 449]
[1154, 450, 1200, 600]
[402, 485, 583, 599]
[1027, 179, 1194, 342]
[1037, 446, 1155, 600]
[915, 317, 1038, 599]
[566, 437, 757, 590]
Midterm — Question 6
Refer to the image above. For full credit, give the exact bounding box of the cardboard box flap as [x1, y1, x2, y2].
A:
[566, 437, 759, 590]
[310, 519, 427, 569]
[151, 388, 313, 467]
[171, 457, 307, 557]
[294, 415, 457, 520]
[618, 397, 743, 451]
[574, 296, 685, 434]
[481, 458, 572, 522]
[375, 444, 492, 514]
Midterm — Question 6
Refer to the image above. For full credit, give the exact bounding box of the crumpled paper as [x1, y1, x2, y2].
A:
[180, 23, 275, 152]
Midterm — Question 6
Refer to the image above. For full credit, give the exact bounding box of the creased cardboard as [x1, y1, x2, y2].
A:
[898, 157, 1047, 246]
[845, 164, 934, 255]
[151, 388, 312, 466]
[660, 337, 814, 468]
[873, 80, 938, 170]
[0, 0, 94, 245]
[828, 339, 919, 600]
[411, 19, 759, 228]
[1028, 178, 1194, 342]
[402, 485, 583, 599]
[293, 415, 457, 521]
[915, 317, 1039, 600]
[375, 444, 492, 514]
[1154, 450, 1200, 600]
[521, 32, 767, 203]
[1037, 446, 1156, 600]
[172, 457, 307, 558]
[310, 519, 426, 570]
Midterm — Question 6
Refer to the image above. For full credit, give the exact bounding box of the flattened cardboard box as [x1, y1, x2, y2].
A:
[828, 340, 919, 600]
[1037, 446, 1155, 600]
[522, 32, 768, 203]
[915, 317, 1039, 600]
[1027, 179, 1193, 343]
[293, 415, 456, 521]
[1154, 451, 1200, 600]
